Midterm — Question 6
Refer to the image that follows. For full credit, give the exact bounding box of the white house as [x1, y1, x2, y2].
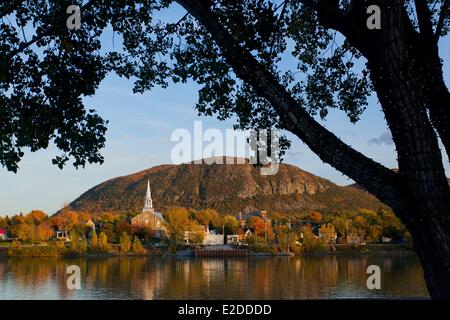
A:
[203, 228, 224, 245]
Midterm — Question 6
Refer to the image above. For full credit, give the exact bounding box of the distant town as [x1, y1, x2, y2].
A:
[0, 180, 411, 258]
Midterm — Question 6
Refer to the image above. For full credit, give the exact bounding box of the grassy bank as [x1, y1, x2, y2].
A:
[246, 243, 414, 256]
[4, 244, 154, 258]
[2, 242, 414, 258]
[300, 243, 415, 255]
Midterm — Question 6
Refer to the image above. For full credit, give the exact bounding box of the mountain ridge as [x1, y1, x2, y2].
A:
[66, 158, 390, 216]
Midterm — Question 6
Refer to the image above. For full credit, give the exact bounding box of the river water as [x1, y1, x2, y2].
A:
[0, 254, 428, 299]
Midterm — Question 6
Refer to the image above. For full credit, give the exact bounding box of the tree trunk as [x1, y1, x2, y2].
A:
[408, 213, 450, 299]
[420, 64, 450, 162]
[361, 2, 450, 299]
[177, 0, 450, 299]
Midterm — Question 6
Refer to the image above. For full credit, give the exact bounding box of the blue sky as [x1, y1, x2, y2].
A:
[1, 4, 449, 215]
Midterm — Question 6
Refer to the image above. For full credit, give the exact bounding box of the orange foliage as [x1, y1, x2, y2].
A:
[248, 216, 274, 241]
[309, 211, 323, 222]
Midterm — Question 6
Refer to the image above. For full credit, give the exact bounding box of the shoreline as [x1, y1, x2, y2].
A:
[0, 243, 414, 259]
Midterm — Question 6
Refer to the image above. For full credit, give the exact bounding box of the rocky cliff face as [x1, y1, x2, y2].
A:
[66, 159, 389, 215]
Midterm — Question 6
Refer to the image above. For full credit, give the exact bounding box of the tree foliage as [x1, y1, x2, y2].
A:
[2, 0, 450, 298]
[120, 231, 131, 253]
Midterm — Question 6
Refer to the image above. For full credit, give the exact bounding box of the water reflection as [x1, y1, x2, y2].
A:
[0, 255, 428, 299]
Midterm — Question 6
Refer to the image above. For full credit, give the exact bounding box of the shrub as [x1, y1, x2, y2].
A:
[98, 232, 109, 251]
[79, 239, 88, 254]
[11, 240, 21, 249]
[55, 240, 65, 249]
[300, 225, 328, 253]
[249, 243, 273, 253]
[132, 236, 146, 254]
[91, 232, 98, 247]
[65, 237, 88, 256]
[120, 232, 131, 253]
[70, 234, 79, 251]
[8, 245, 59, 257]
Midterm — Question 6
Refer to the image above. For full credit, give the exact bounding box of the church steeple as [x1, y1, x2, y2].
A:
[143, 180, 153, 212]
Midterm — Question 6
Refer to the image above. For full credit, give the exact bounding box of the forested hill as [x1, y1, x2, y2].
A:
[66, 158, 390, 216]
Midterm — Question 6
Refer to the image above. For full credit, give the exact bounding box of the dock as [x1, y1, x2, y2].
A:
[194, 247, 248, 257]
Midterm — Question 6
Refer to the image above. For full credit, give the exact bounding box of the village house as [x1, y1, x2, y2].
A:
[86, 219, 96, 231]
[0, 229, 6, 241]
[131, 180, 167, 239]
[227, 229, 252, 245]
[54, 230, 69, 241]
[203, 226, 224, 245]
[184, 225, 224, 245]
[226, 212, 252, 245]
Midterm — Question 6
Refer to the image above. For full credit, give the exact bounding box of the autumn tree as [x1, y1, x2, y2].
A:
[26, 210, 47, 223]
[2, 0, 450, 298]
[120, 232, 131, 253]
[300, 224, 327, 252]
[194, 208, 221, 229]
[0, 216, 8, 229]
[78, 212, 92, 224]
[164, 207, 191, 245]
[309, 211, 323, 223]
[248, 216, 274, 242]
[15, 223, 35, 242]
[116, 220, 132, 236]
[223, 215, 239, 235]
[132, 236, 146, 254]
[36, 223, 53, 241]
[100, 222, 117, 243]
[274, 224, 296, 252]
[319, 223, 336, 244]
[331, 216, 351, 242]
[353, 215, 367, 240]
[53, 209, 78, 231]
[187, 222, 206, 244]
[91, 232, 98, 247]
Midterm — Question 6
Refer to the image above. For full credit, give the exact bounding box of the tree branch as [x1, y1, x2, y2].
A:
[6, 0, 97, 59]
[297, 0, 348, 32]
[435, 0, 450, 41]
[268, 0, 289, 57]
[0, 0, 27, 18]
[175, 0, 407, 215]
[415, 0, 437, 43]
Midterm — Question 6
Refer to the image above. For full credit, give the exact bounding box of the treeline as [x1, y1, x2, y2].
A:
[0, 206, 410, 255]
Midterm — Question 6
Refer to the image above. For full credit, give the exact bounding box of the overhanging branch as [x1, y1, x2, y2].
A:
[415, 0, 436, 43]
[175, 0, 407, 215]
[6, 0, 97, 59]
[435, 0, 450, 41]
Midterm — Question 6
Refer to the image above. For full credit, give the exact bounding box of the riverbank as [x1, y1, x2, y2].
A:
[0, 243, 413, 259]
[161, 244, 413, 257]
[322, 243, 414, 254]
[0, 244, 158, 259]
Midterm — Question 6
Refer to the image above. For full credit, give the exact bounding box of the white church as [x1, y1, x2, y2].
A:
[131, 180, 224, 245]
[131, 180, 167, 239]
